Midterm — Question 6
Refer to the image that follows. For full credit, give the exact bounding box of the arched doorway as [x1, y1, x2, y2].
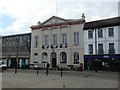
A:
[51, 52, 57, 68]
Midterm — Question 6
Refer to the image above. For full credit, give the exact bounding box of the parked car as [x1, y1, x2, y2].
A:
[0, 61, 7, 70]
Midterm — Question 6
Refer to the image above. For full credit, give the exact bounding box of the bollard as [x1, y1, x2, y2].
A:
[15, 68, 17, 74]
[46, 68, 48, 75]
[37, 68, 39, 75]
[61, 68, 63, 77]
[2, 68, 3, 73]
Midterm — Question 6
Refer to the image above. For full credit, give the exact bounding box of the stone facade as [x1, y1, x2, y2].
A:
[30, 15, 85, 69]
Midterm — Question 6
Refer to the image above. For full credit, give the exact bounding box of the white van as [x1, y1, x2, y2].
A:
[0, 61, 7, 70]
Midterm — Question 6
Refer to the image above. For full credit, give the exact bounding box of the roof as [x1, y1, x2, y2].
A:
[84, 16, 120, 30]
[30, 16, 85, 30]
[41, 16, 68, 25]
[2, 33, 31, 38]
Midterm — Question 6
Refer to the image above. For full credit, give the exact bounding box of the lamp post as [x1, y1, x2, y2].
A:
[8, 55, 11, 68]
[15, 37, 19, 74]
[112, 58, 114, 73]
[94, 29, 98, 72]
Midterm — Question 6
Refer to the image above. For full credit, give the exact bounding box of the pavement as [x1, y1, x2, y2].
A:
[1, 69, 119, 88]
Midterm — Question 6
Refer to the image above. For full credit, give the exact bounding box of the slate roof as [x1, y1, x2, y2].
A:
[84, 16, 120, 30]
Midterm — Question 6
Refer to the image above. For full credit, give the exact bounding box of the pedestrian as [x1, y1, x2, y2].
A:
[46, 63, 50, 75]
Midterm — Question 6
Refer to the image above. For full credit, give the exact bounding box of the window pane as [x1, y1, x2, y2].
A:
[98, 29, 103, 38]
[98, 44, 104, 54]
[34, 36, 38, 46]
[44, 35, 48, 46]
[73, 32, 79, 44]
[62, 33, 67, 44]
[108, 28, 114, 37]
[74, 52, 79, 63]
[88, 30, 93, 38]
[109, 43, 115, 54]
[88, 44, 93, 54]
[60, 52, 67, 63]
[53, 34, 57, 45]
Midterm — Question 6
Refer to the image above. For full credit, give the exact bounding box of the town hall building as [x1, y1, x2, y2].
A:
[30, 15, 85, 69]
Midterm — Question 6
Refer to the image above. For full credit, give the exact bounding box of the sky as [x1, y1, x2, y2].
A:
[0, 0, 119, 36]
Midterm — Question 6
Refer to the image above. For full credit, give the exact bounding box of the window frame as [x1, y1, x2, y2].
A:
[88, 44, 93, 54]
[88, 30, 93, 39]
[34, 36, 39, 47]
[52, 34, 57, 45]
[73, 32, 79, 45]
[98, 28, 103, 38]
[62, 33, 67, 45]
[44, 35, 49, 46]
[108, 27, 114, 37]
[60, 52, 67, 63]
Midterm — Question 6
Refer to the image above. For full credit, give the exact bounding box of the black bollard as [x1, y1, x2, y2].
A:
[95, 67, 98, 72]
[37, 68, 39, 75]
[2, 68, 3, 73]
[46, 68, 48, 75]
[15, 68, 17, 74]
[61, 68, 63, 77]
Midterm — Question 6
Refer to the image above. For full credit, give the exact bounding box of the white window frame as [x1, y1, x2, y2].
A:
[98, 28, 103, 38]
[62, 33, 67, 45]
[108, 27, 114, 37]
[34, 36, 38, 47]
[44, 35, 49, 46]
[73, 32, 79, 45]
[52, 34, 57, 45]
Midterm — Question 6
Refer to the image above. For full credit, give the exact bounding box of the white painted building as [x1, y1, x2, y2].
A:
[30, 15, 85, 69]
[83, 16, 120, 70]
[0, 36, 2, 60]
[84, 26, 120, 55]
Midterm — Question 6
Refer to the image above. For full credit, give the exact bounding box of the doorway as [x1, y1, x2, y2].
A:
[51, 52, 57, 68]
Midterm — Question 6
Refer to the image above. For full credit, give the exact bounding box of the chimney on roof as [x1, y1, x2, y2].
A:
[81, 13, 85, 20]
[37, 21, 41, 25]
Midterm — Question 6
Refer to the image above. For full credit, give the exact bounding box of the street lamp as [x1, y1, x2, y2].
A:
[112, 58, 115, 73]
[15, 37, 19, 74]
[91, 28, 98, 72]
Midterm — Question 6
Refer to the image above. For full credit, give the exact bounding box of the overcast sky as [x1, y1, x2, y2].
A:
[0, 0, 119, 36]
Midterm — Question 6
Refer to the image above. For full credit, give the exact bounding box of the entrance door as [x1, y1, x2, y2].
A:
[51, 52, 57, 68]
[52, 58, 56, 68]
[10, 58, 17, 68]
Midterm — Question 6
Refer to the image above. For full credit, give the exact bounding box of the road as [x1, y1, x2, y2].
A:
[2, 69, 119, 88]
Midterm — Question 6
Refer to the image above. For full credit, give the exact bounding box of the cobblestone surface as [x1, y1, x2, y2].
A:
[2, 69, 119, 88]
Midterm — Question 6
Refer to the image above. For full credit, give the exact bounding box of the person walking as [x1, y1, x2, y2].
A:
[46, 63, 50, 75]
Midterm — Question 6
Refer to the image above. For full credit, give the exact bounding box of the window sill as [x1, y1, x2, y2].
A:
[42, 62, 47, 63]
[98, 37, 103, 38]
[60, 62, 67, 63]
[108, 36, 114, 37]
[73, 62, 79, 64]
[73, 43, 79, 46]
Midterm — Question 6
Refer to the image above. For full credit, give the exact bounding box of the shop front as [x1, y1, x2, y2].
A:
[84, 54, 120, 72]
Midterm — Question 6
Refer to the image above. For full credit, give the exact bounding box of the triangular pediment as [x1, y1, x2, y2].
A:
[41, 16, 68, 25]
